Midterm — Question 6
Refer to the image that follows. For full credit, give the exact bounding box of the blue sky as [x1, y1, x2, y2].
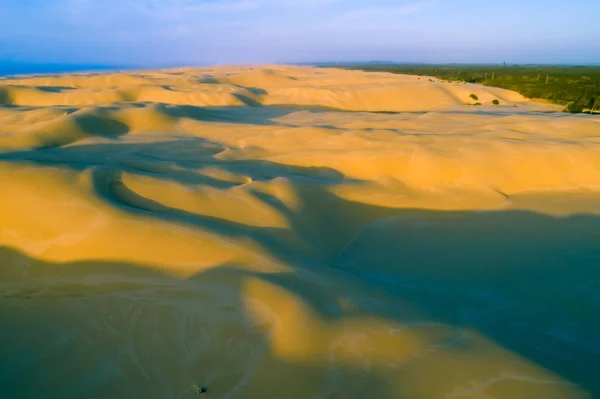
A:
[1, 0, 599, 66]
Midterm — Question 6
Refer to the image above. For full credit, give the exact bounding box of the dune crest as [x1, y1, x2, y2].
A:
[0, 65, 552, 111]
[0, 66, 597, 398]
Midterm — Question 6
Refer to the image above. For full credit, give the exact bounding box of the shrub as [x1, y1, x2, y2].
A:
[566, 101, 584, 113]
[492, 99, 500, 105]
[470, 94, 479, 101]
[474, 102, 482, 106]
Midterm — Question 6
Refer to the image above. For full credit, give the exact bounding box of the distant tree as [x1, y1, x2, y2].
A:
[567, 100, 584, 113]
[591, 97, 600, 114]
[588, 96, 600, 114]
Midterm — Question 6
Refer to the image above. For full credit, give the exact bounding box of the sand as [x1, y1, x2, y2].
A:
[0, 65, 598, 398]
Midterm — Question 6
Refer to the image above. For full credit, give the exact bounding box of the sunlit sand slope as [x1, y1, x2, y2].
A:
[0, 66, 598, 398]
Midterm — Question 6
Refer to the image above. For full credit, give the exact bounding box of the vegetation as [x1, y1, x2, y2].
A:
[566, 101, 584, 114]
[492, 99, 500, 105]
[321, 63, 600, 114]
[470, 93, 479, 101]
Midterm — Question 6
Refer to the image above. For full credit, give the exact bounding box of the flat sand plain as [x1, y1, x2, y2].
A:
[1, 66, 599, 398]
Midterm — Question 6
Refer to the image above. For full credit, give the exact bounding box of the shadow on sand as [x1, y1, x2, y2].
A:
[1, 114, 599, 398]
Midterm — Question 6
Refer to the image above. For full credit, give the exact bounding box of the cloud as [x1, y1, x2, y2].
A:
[338, 1, 435, 22]
[57, 0, 347, 16]
[1, 0, 438, 64]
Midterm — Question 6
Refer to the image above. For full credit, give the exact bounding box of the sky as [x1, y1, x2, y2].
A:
[1, 0, 599, 67]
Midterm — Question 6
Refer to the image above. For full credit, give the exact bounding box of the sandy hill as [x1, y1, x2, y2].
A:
[0, 66, 598, 398]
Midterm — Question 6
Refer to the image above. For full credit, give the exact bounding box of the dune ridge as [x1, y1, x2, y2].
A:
[0, 65, 538, 110]
[0, 66, 598, 398]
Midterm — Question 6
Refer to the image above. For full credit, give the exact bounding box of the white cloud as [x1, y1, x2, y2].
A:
[44, 0, 348, 23]
[124, 0, 347, 14]
[338, 1, 435, 22]
[4, 0, 434, 53]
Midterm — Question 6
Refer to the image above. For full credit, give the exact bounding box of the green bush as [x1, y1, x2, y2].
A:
[492, 99, 500, 105]
[589, 96, 599, 113]
[566, 101, 584, 113]
[470, 94, 479, 101]
[474, 102, 482, 106]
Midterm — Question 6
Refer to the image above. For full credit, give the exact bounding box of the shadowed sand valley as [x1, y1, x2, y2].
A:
[1, 66, 599, 398]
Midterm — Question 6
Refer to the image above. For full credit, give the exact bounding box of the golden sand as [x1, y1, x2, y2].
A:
[0, 66, 598, 398]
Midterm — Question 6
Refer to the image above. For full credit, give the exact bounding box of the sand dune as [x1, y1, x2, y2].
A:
[0, 66, 598, 398]
[0, 66, 547, 111]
